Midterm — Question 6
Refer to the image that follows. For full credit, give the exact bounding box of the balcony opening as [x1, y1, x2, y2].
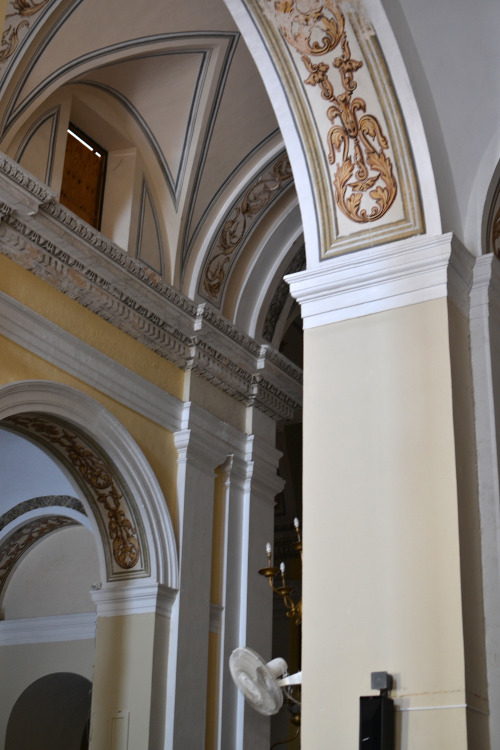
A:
[60, 125, 107, 229]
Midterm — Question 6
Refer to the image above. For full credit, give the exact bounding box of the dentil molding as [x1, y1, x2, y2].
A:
[0, 154, 302, 423]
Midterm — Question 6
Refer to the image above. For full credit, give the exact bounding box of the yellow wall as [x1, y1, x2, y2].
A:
[0, 256, 185, 532]
[90, 614, 156, 750]
[302, 298, 467, 749]
[0, 254, 184, 398]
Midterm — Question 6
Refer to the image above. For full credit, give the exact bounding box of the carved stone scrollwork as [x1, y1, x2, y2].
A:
[0, 516, 76, 593]
[5, 414, 147, 578]
[202, 153, 293, 304]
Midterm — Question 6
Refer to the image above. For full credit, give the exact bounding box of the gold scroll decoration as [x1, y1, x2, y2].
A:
[1, 0, 52, 65]
[6, 414, 144, 576]
[259, 0, 397, 224]
[202, 153, 293, 303]
[0, 516, 76, 594]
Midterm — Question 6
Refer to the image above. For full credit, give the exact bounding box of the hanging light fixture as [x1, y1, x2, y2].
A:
[259, 517, 302, 626]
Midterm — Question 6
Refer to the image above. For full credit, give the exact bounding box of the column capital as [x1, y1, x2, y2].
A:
[286, 233, 455, 328]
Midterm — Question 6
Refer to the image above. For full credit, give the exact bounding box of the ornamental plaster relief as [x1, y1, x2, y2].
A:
[0, 0, 52, 69]
[4, 413, 149, 580]
[246, 0, 424, 257]
[200, 152, 294, 306]
[0, 155, 302, 421]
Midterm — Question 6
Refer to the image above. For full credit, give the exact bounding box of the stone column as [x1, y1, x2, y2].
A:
[164, 401, 283, 750]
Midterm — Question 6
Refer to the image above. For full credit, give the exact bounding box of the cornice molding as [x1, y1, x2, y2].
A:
[286, 233, 456, 328]
[0, 291, 186, 433]
[91, 581, 177, 618]
[0, 154, 302, 422]
[0, 612, 97, 645]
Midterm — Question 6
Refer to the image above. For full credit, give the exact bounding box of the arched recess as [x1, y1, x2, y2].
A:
[6, 672, 92, 750]
[0, 380, 179, 595]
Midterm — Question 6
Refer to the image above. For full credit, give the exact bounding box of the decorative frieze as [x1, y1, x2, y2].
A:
[5, 413, 149, 580]
[200, 152, 294, 305]
[0, 154, 302, 422]
[249, 0, 424, 256]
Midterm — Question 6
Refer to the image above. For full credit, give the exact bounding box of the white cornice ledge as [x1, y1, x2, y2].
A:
[91, 582, 177, 618]
[285, 233, 454, 328]
[0, 291, 185, 432]
[0, 612, 96, 645]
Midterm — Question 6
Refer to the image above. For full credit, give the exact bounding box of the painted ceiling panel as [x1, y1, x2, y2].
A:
[77, 52, 206, 187]
[1, 0, 237, 126]
[185, 37, 280, 251]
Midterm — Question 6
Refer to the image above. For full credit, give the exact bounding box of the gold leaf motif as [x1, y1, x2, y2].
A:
[12, 0, 51, 17]
[7, 415, 141, 570]
[1, 0, 52, 65]
[0, 20, 28, 63]
[203, 155, 293, 301]
[260, 0, 398, 225]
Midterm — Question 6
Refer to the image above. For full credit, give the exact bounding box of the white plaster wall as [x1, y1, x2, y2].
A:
[2, 525, 99, 619]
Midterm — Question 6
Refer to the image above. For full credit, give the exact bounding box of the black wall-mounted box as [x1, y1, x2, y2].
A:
[359, 695, 394, 750]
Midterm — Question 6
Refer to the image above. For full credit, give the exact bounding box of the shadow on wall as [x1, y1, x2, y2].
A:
[6, 672, 91, 750]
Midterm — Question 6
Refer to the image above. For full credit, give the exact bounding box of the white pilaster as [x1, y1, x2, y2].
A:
[469, 253, 500, 746]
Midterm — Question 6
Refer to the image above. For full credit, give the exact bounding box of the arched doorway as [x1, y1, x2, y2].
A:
[6, 672, 92, 750]
[0, 380, 179, 749]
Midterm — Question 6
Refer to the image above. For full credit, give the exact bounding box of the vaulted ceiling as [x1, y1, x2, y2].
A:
[0, 0, 303, 353]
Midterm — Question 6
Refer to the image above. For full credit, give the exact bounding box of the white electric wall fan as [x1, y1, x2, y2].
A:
[229, 646, 302, 716]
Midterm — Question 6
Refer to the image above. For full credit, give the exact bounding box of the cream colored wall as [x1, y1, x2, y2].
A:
[0, 639, 95, 744]
[89, 614, 157, 750]
[2, 526, 99, 618]
[302, 298, 467, 749]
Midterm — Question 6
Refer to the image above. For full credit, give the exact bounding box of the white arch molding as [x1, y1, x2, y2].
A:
[0, 380, 179, 615]
[223, 0, 441, 268]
